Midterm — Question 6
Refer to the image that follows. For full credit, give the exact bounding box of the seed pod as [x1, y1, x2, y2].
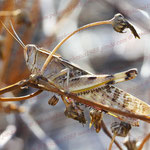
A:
[112, 13, 140, 39]
[111, 122, 131, 137]
[48, 95, 59, 106]
[89, 109, 103, 133]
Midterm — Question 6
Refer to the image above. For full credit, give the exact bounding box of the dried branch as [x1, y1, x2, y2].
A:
[41, 13, 140, 74]
[0, 0, 15, 82]
[0, 9, 21, 17]
[39, 0, 80, 47]
[0, 125, 16, 149]
[108, 133, 117, 150]
[138, 133, 150, 150]
[0, 79, 30, 95]
[0, 90, 42, 102]
[0, 76, 149, 124]
[0, 0, 14, 33]
[0, 102, 24, 113]
[34, 78, 150, 124]
[57, 0, 80, 21]
[41, 19, 111, 73]
[20, 111, 61, 150]
[101, 121, 123, 150]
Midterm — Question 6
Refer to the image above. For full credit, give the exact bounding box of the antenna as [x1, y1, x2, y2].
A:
[9, 21, 25, 47]
[0, 20, 25, 48]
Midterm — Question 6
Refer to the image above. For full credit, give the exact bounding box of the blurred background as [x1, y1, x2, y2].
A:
[0, 0, 150, 149]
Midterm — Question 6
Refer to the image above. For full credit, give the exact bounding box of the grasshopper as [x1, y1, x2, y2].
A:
[0, 13, 149, 127]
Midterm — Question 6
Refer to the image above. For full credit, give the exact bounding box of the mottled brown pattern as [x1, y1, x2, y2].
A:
[141, 103, 147, 113]
[77, 90, 90, 96]
[105, 85, 112, 93]
[77, 87, 103, 96]
[95, 88, 101, 93]
[88, 76, 97, 80]
[112, 88, 121, 102]
[123, 93, 130, 109]
[70, 77, 80, 81]
[106, 80, 115, 85]
[132, 101, 138, 113]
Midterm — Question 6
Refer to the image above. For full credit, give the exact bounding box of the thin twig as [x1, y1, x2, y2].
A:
[0, 90, 42, 102]
[0, 9, 21, 17]
[0, 79, 30, 95]
[101, 121, 123, 150]
[41, 19, 112, 73]
[57, 0, 80, 21]
[0, 0, 15, 81]
[0, 125, 16, 149]
[138, 133, 150, 150]
[0, 0, 14, 34]
[39, 0, 80, 47]
[20, 111, 61, 150]
[108, 133, 117, 150]
[0, 77, 150, 124]
[35, 78, 150, 124]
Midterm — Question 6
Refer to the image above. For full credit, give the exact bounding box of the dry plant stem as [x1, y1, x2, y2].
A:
[20, 112, 60, 150]
[57, 0, 80, 21]
[0, 90, 42, 102]
[41, 20, 112, 73]
[137, 133, 150, 150]
[36, 79, 150, 123]
[0, 9, 21, 17]
[0, 0, 14, 33]
[101, 121, 123, 150]
[108, 133, 117, 150]
[0, 79, 150, 123]
[2, 21, 15, 79]
[0, 0, 15, 81]
[8, 0, 40, 84]
[39, 0, 80, 47]
[0, 79, 30, 95]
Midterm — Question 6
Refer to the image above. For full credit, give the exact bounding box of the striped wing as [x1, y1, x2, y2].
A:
[77, 85, 150, 126]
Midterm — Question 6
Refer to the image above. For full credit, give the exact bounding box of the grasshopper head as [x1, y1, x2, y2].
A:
[24, 44, 37, 64]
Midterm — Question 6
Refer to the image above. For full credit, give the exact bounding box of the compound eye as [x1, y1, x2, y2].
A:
[118, 14, 123, 18]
